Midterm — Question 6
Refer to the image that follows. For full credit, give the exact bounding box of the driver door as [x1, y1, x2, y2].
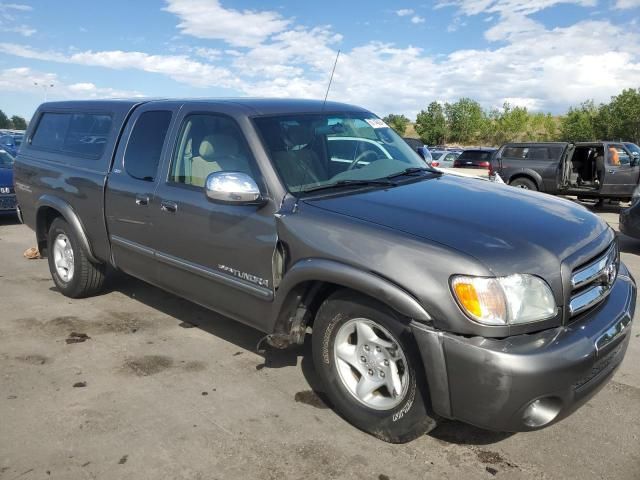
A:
[149, 107, 278, 328]
[600, 143, 640, 197]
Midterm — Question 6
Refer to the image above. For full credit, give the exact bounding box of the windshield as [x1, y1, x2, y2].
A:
[0, 150, 14, 167]
[254, 113, 428, 193]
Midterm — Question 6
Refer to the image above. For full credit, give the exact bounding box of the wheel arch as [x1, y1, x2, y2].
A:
[269, 258, 432, 341]
[35, 195, 99, 263]
[509, 171, 543, 191]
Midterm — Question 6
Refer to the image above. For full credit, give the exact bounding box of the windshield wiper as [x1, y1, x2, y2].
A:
[302, 178, 396, 194]
[386, 167, 441, 179]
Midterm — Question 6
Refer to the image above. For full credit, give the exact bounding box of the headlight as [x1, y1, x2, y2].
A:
[451, 274, 557, 325]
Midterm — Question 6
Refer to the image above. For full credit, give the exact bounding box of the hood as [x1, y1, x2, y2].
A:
[303, 174, 609, 276]
[0, 165, 13, 187]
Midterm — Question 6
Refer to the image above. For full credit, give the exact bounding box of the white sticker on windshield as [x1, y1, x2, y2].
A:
[365, 118, 389, 129]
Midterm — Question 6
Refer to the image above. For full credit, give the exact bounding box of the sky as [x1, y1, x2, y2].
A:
[0, 0, 639, 120]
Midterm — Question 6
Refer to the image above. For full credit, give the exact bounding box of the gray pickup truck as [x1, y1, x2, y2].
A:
[14, 99, 636, 443]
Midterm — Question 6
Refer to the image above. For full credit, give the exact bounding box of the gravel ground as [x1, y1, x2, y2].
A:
[0, 201, 639, 480]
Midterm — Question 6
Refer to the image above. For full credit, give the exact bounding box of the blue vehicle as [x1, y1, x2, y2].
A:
[0, 133, 23, 157]
[402, 137, 432, 162]
[0, 149, 17, 216]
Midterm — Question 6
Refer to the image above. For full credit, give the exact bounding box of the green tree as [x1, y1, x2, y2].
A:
[495, 103, 529, 143]
[382, 114, 410, 136]
[606, 88, 640, 143]
[10, 115, 27, 130]
[559, 101, 599, 142]
[445, 98, 485, 144]
[415, 101, 447, 145]
[0, 110, 10, 129]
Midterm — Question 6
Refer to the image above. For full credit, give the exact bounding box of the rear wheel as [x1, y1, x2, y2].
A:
[312, 291, 437, 443]
[509, 177, 537, 190]
[47, 217, 106, 298]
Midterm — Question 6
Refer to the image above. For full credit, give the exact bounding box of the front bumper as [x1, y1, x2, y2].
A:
[412, 262, 636, 432]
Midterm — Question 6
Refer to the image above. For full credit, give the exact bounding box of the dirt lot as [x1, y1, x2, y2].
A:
[1, 203, 639, 480]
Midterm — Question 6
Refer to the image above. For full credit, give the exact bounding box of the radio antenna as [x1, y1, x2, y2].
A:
[322, 49, 341, 110]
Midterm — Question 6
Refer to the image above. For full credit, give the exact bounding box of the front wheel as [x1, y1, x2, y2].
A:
[47, 217, 106, 298]
[312, 291, 437, 443]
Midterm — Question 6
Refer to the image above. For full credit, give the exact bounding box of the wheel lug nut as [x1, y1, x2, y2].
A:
[364, 345, 370, 351]
[368, 369, 374, 376]
[360, 356, 366, 363]
[379, 371, 385, 378]
[383, 359, 389, 366]
[375, 346, 381, 353]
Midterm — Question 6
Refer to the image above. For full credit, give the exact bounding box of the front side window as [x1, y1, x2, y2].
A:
[169, 114, 256, 188]
[124, 111, 172, 182]
[254, 113, 425, 193]
[609, 145, 631, 166]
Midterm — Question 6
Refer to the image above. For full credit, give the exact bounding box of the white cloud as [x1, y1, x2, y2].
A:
[1, 24, 35, 36]
[436, 0, 596, 17]
[0, 3, 32, 11]
[0, 67, 144, 100]
[1, 2, 639, 118]
[396, 8, 414, 16]
[615, 0, 640, 8]
[194, 47, 221, 61]
[163, 0, 290, 47]
[411, 15, 426, 24]
[484, 13, 544, 41]
[0, 43, 241, 89]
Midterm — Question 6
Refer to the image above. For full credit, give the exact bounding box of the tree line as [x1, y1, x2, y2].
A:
[0, 109, 28, 130]
[383, 88, 640, 147]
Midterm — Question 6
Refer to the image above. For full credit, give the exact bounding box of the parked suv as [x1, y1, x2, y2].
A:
[453, 148, 496, 169]
[14, 99, 635, 443]
[492, 141, 639, 200]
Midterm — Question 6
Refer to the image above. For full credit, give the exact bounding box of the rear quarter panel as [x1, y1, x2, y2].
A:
[14, 102, 140, 262]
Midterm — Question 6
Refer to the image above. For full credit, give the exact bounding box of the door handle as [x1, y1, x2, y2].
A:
[160, 200, 178, 213]
[135, 194, 150, 206]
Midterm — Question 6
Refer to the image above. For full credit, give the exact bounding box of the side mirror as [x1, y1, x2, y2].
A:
[631, 154, 639, 167]
[205, 171, 265, 205]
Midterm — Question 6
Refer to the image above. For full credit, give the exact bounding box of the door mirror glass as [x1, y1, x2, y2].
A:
[205, 171, 263, 204]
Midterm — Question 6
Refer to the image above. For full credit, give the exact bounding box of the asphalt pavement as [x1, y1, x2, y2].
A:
[0, 200, 638, 480]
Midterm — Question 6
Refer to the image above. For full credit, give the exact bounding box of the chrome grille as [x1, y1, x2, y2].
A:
[569, 243, 618, 317]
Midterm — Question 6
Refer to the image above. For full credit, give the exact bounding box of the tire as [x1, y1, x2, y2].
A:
[509, 177, 537, 190]
[312, 290, 437, 443]
[47, 217, 106, 298]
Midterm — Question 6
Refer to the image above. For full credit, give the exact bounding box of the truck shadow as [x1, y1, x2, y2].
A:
[103, 272, 513, 446]
[0, 215, 20, 226]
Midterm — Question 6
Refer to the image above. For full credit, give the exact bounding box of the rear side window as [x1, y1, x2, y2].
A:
[503, 147, 527, 159]
[502, 146, 562, 161]
[124, 111, 172, 182]
[31, 112, 112, 158]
